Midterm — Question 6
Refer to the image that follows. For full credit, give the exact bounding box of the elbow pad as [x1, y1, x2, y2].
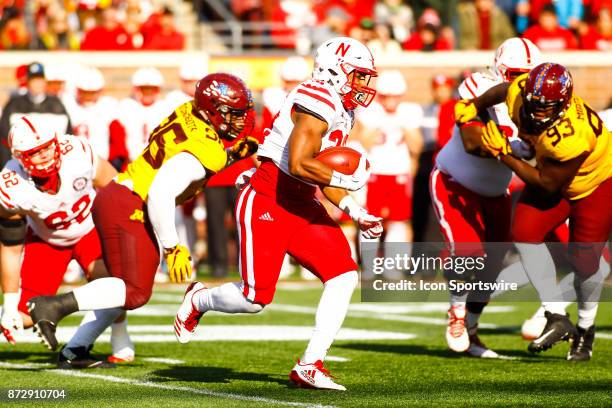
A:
[0, 217, 26, 246]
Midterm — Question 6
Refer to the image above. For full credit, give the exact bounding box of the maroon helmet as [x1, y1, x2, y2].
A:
[521, 62, 573, 133]
[194, 73, 254, 140]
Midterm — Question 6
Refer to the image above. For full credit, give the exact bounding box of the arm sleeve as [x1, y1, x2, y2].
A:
[147, 152, 207, 249]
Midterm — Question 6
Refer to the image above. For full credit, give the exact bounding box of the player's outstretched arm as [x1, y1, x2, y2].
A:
[500, 152, 588, 194]
[93, 156, 118, 189]
[147, 153, 207, 283]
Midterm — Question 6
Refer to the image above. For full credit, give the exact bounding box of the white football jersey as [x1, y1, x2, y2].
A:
[0, 135, 97, 247]
[436, 72, 518, 197]
[357, 101, 423, 175]
[65, 96, 118, 160]
[257, 79, 354, 179]
[116, 97, 170, 162]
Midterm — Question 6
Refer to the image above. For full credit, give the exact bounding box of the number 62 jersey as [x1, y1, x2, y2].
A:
[0, 135, 97, 247]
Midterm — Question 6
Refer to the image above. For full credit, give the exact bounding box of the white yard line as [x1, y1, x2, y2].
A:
[269, 304, 499, 329]
[325, 356, 351, 362]
[598, 333, 612, 340]
[0, 361, 335, 408]
[143, 357, 185, 364]
[12, 325, 416, 344]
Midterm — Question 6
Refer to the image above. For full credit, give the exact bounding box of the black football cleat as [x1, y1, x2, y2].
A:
[58, 345, 116, 369]
[528, 311, 577, 353]
[567, 325, 595, 362]
[27, 295, 75, 351]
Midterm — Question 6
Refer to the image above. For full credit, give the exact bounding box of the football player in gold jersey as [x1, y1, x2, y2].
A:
[455, 62, 611, 360]
[27, 73, 258, 353]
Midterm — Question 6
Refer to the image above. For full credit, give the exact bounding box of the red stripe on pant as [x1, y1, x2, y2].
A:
[235, 184, 254, 300]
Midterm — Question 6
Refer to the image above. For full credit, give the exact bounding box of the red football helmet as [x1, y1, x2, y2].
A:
[521, 62, 573, 133]
[194, 73, 254, 140]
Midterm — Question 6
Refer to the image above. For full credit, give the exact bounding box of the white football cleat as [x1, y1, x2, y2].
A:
[174, 282, 206, 344]
[290, 359, 346, 391]
[466, 325, 499, 358]
[446, 306, 469, 352]
[108, 322, 136, 363]
[521, 306, 547, 340]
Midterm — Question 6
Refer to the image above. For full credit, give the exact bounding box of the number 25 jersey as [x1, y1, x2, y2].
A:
[116, 101, 228, 202]
[507, 74, 611, 200]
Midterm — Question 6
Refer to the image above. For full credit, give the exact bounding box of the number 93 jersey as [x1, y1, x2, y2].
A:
[0, 135, 97, 246]
[507, 74, 612, 200]
[116, 101, 228, 202]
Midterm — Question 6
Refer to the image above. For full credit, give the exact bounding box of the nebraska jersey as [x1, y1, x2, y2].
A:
[357, 101, 423, 175]
[116, 97, 170, 162]
[0, 135, 97, 247]
[257, 80, 354, 179]
[117, 101, 227, 202]
[65, 96, 118, 160]
[507, 74, 611, 200]
[436, 72, 517, 197]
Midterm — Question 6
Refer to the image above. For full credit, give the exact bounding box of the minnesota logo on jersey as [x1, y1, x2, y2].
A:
[117, 101, 228, 201]
[507, 74, 612, 200]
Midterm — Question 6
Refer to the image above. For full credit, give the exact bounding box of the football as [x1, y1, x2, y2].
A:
[314, 146, 368, 175]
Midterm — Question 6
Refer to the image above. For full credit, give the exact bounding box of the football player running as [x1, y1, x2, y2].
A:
[456, 62, 611, 360]
[25, 74, 258, 351]
[174, 37, 381, 391]
[430, 38, 541, 357]
[0, 115, 134, 367]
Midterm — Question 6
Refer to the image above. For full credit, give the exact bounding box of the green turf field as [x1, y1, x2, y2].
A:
[1, 283, 611, 407]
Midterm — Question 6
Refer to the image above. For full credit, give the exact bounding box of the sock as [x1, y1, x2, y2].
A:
[577, 303, 598, 330]
[450, 293, 467, 308]
[111, 314, 134, 357]
[492, 261, 530, 298]
[466, 311, 480, 330]
[575, 265, 605, 330]
[515, 243, 565, 314]
[302, 271, 358, 364]
[195, 282, 263, 313]
[65, 307, 123, 349]
[73, 278, 126, 310]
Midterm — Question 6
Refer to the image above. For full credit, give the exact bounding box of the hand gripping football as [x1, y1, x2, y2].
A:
[314, 146, 370, 175]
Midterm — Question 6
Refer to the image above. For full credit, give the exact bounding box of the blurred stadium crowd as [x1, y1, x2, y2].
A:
[0, 0, 611, 52]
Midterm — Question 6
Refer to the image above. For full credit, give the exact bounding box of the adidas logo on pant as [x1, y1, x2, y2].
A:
[258, 212, 274, 221]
